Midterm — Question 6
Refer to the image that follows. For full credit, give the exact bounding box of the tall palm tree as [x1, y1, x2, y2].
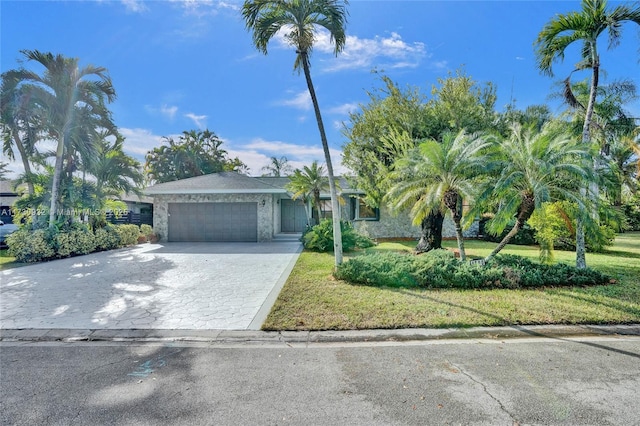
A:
[10, 50, 116, 227]
[479, 124, 595, 262]
[386, 131, 491, 261]
[261, 156, 292, 177]
[242, 0, 348, 265]
[0, 69, 44, 195]
[534, 0, 640, 268]
[286, 160, 329, 224]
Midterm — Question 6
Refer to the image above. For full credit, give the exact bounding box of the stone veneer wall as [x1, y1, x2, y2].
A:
[153, 193, 276, 242]
[352, 205, 479, 240]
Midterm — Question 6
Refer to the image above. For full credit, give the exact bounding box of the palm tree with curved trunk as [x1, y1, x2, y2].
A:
[386, 131, 491, 261]
[479, 124, 595, 262]
[11, 50, 116, 227]
[286, 160, 329, 224]
[534, 0, 640, 268]
[242, 0, 348, 265]
[1, 69, 45, 195]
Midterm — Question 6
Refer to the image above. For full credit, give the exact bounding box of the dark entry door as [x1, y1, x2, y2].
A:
[281, 199, 308, 233]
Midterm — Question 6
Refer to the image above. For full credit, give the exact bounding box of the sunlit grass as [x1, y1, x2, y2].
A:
[262, 233, 640, 330]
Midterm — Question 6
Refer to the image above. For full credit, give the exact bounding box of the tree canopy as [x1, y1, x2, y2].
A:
[144, 129, 246, 184]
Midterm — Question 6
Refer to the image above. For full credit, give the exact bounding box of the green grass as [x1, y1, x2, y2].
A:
[262, 233, 640, 330]
[0, 249, 17, 270]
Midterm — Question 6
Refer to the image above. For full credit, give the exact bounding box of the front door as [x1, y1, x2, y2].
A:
[281, 199, 308, 233]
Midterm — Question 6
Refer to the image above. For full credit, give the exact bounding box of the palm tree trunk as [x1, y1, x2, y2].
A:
[444, 190, 465, 261]
[313, 190, 322, 225]
[301, 53, 342, 266]
[415, 211, 443, 254]
[484, 220, 522, 262]
[576, 48, 600, 270]
[48, 135, 65, 227]
[11, 127, 34, 195]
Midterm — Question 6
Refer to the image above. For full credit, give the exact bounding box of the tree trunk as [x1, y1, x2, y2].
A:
[313, 190, 322, 225]
[48, 135, 65, 227]
[485, 195, 535, 262]
[576, 48, 600, 270]
[11, 127, 35, 195]
[444, 190, 466, 261]
[301, 53, 342, 266]
[415, 211, 444, 254]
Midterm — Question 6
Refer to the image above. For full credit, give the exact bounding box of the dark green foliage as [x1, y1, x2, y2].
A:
[335, 250, 611, 289]
[303, 219, 375, 253]
[622, 196, 640, 231]
[481, 220, 537, 245]
[6, 224, 140, 263]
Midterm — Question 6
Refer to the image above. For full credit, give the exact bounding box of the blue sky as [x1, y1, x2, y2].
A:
[2, 0, 639, 178]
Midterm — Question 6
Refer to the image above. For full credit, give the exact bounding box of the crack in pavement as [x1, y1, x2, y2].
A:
[450, 361, 521, 426]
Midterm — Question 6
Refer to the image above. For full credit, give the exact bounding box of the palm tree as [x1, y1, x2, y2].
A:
[386, 131, 491, 261]
[1, 69, 44, 195]
[10, 50, 116, 228]
[261, 156, 293, 177]
[534, 0, 640, 268]
[286, 160, 329, 224]
[242, 0, 348, 265]
[479, 124, 595, 262]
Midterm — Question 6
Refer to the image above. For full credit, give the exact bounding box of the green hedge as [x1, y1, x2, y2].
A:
[335, 250, 611, 290]
[7, 224, 146, 263]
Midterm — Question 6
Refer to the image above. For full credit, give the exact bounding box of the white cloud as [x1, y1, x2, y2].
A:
[274, 29, 429, 72]
[161, 104, 178, 120]
[185, 113, 207, 129]
[121, 0, 147, 13]
[277, 90, 312, 111]
[119, 128, 166, 161]
[516, 56, 525, 61]
[328, 102, 358, 115]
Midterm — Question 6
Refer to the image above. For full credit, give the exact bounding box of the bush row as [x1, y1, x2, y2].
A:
[335, 250, 611, 290]
[6, 224, 153, 263]
[302, 219, 375, 252]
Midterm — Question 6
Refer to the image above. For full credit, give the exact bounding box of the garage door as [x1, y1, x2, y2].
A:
[168, 202, 258, 242]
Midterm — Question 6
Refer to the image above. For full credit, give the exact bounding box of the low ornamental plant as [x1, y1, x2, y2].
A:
[302, 219, 375, 252]
[335, 250, 611, 290]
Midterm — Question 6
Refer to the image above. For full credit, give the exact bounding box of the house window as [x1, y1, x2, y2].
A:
[353, 197, 379, 221]
[312, 199, 333, 222]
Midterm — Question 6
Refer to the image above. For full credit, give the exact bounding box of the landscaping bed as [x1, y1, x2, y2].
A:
[262, 233, 640, 330]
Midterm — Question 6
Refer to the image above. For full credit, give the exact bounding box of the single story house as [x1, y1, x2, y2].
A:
[144, 172, 479, 243]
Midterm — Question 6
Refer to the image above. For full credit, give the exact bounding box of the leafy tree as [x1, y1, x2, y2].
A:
[6, 50, 117, 228]
[476, 124, 595, 262]
[386, 131, 491, 261]
[286, 160, 329, 224]
[243, 0, 348, 266]
[261, 156, 292, 177]
[145, 129, 245, 183]
[534, 0, 640, 268]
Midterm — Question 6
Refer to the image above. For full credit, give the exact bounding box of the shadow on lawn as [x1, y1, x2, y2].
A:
[393, 288, 640, 360]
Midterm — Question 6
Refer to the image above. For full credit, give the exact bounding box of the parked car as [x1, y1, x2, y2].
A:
[0, 221, 19, 249]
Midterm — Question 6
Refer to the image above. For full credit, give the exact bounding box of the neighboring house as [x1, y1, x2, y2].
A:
[106, 192, 154, 226]
[144, 172, 479, 243]
[0, 180, 20, 224]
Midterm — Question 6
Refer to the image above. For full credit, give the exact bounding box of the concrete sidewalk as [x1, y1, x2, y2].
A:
[2, 324, 639, 345]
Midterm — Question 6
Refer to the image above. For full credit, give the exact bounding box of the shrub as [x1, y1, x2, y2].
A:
[115, 224, 140, 246]
[140, 224, 154, 239]
[54, 224, 96, 257]
[336, 251, 611, 290]
[303, 219, 375, 252]
[7, 228, 56, 263]
[94, 225, 121, 251]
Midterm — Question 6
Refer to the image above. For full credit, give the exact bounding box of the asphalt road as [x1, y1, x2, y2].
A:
[2, 336, 639, 425]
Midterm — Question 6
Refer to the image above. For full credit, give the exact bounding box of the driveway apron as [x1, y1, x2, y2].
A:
[0, 242, 301, 331]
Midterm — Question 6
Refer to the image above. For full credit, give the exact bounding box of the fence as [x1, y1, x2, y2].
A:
[106, 211, 153, 226]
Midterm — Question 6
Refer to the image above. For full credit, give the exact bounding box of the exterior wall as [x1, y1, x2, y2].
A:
[353, 205, 479, 240]
[153, 193, 275, 242]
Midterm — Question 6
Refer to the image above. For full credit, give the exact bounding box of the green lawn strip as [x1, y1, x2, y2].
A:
[0, 249, 18, 270]
[262, 232, 640, 331]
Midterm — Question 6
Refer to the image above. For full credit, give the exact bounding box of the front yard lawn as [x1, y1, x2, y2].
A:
[262, 233, 640, 330]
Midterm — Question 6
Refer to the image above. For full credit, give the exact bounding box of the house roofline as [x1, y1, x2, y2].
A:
[145, 189, 287, 195]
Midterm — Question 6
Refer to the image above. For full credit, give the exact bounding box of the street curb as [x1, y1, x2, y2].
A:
[2, 324, 639, 345]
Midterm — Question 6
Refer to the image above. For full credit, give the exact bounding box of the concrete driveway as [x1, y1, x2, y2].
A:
[0, 242, 301, 331]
